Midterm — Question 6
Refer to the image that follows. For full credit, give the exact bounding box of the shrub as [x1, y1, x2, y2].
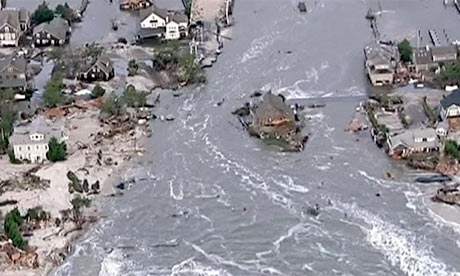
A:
[47, 137, 67, 162]
[102, 95, 123, 116]
[67, 171, 83, 193]
[4, 208, 27, 249]
[91, 84, 106, 99]
[44, 71, 66, 108]
[445, 140, 460, 160]
[128, 59, 139, 76]
[33, 2, 54, 24]
[55, 3, 78, 22]
[123, 85, 146, 108]
[70, 195, 91, 221]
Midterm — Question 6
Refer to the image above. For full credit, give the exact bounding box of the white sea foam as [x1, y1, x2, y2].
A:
[337, 202, 460, 276]
[169, 176, 184, 200]
[241, 32, 278, 63]
[271, 175, 309, 194]
[98, 248, 125, 276]
[171, 257, 233, 276]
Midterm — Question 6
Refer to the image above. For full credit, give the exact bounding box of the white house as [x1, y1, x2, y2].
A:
[10, 117, 68, 163]
[387, 128, 439, 158]
[440, 90, 460, 120]
[139, 6, 188, 40]
[140, 7, 167, 29]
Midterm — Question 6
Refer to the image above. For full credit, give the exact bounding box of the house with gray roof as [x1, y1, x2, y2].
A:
[432, 46, 458, 62]
[364, 41, 398, 86]
[78, 53, 114, 82]
[0, 55, 27, 91]
[10, 117, 68, 163]
[441, 90, 460, 120]
[0, 8, 30, 47]
[33, 17, 71, 47]
[387, 128, 439, 158]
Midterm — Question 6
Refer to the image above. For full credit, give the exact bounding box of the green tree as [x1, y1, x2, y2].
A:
[70, 195, 91, 221]
[91, 84, 106, 99]
[101, 95, 123, 116]
[47, 137, 67, 162]
[33, 2, 54, 24]
[44, 71, 66, 108]
[123, 85, 146, 108]
[0, 91, 17, 153]
[398, 39, 413, 63]
[4, 208, 27, 249]
[440, 63, 460, 85]
[55, 3, 76, 22]
[445, 140, 460, 160]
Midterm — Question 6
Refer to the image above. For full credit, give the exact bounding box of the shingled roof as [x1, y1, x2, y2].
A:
[441, 90, 460, 109]
[33, 17, 70, 40]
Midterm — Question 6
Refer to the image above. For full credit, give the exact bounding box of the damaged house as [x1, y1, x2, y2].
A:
[77, 54, 114, 82]
[413, 45, 458, 73]
[364, 41, 398, 86]
[387, 128, 439, 158]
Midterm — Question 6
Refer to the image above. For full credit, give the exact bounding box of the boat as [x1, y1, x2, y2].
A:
[415, 175, 452, 184]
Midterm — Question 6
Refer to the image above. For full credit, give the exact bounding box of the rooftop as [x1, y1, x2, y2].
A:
[33, 17, 70, 40]
[441, 90, 460, 109]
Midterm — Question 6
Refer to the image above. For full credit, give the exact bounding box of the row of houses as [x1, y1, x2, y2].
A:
[364, 40, 460, 86]
[0, 8, 71, 47]
[384, 90, 460, 159]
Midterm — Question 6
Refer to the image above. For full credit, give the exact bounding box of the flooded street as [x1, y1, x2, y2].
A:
[49, 0, 460, 275]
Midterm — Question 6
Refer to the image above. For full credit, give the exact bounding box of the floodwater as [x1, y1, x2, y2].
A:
[45, 0, 460, 275]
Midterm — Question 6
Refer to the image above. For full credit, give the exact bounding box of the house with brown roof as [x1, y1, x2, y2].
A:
[78, 54, 114, 82]
[0, 8, 30, 47]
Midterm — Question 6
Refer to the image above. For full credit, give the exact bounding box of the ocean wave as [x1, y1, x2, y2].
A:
[338, 202, 460, 276]
[241, 32, 278, 63]
[171, 257, 233, 276]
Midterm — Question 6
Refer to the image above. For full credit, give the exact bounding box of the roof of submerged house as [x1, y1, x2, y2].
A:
[441, 90, 460, 109]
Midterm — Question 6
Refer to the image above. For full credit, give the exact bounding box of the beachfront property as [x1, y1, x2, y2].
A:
[413, 45, 458, 73]
[0, 54, 27, 91]
[387, 128, 440, 158]
[119, 0, 153, 10]
[440, 90, 460, 120]
[139, 6, 188, 41]
[364, 41, 398, 86]
[10, 118, 68, 163]
[78, 54, 114, 82]
[0, 8, 30, 47]
[33, 17, 71, 47]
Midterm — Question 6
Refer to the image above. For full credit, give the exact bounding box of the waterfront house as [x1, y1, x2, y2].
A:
[364, 42, 398, 86]
[10, 118, 68, 163]
[33, 17, 71, 47]
[253, 92, 297, 138]
[413, 47, 438, 73]
[139, 6, 188, 41]
[431, 46, 458, 63]
[436, 120, 449, 137]
[387, 128, 439, 158]
[440, 90, 460, 120]
[78, 54, 114, 82]
[120, 0, 153, 10]
[0, 55, 27, 91]
[0, 8, 30, 47]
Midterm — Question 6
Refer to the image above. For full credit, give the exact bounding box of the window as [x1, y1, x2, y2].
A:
[18, 146, 21, 151]
[36, 145, 39, 150]
[27, 146, 30, 151]
[44, 145, 48, 150]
